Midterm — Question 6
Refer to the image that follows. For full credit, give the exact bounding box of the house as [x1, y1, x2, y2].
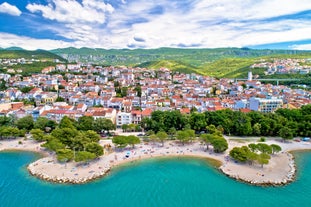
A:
[116, 111, 132, 127]
[108, 98, 124, 110]
[131, 110, 142, 124]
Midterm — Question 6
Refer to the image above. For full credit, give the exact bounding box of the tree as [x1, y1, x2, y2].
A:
[0, 80, 7, 91]
[93, 118, 115, 133]
[253, 123, 261, 136]
[0, 126, 21, 139]
[247, 151, 258, 165]
[176, 130, 189, 145]
[211, 137, 228, 153]
[78, 116, 94, 131]
[0, 116, 10, 126]
[51, 127, 79, 146]
[257, 153, 270, 168]
[234, 112, 252, 136]
[74, 151, 96, 162]
[55, 96, 65, 102]
[83, 130, 100, 142]
[59, 116, 76, 129]
[185, 129, 196, 142]
[140, 117, 151, 131]
[156, 131, 168, 147]
[229, 146, 251, 162]
[206, 125, 218, 135]
[6, 114, 16, 127]
[20, 86, 34, 93]
[270, 144, 282, 154]
[278, 127, 294, 142]
[127, 135, 140, 148]
[135, 124, 141, 132]
[134, 85, 142, 98]
[189, 112, 207, 132]
[34, 117, 50, 131]
[112, 136, 128, 148]
[248, 143, 258, 152]
[121, 124, 128, 132]
[149, 134, 158, 144]
[42, 138, 65, 151]
[56, 149, 74, 162]
[256, 143, 273, 154]
[70, 133, 91, 151]
[200, 134, 215, 151]
[128, 123, 136, 132]
[30, 129, 45, 142]
[121, 87, 128, 97]
[85, 142, 104, 157]
[16, 115, 34, 131]
[168, 127, 176, 139]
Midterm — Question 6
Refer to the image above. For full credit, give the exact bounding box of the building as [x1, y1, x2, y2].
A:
[116, 112, 132, 127]
[249, 97, 283, 113]
[131, 110, 142, 124]
[248, 71, 253, 81]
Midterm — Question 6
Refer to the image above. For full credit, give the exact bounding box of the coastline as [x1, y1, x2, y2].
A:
[1, 138, 311, 186]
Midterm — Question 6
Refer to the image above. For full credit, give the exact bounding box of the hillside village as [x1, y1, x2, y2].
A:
[251, 58, 311, 75]
[0, 60, 311, 128]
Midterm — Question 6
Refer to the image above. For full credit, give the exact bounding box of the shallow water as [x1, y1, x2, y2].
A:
[0, 151, 310, 207]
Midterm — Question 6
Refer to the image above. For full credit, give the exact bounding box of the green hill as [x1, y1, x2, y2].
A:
[0, 49, 66, 62]
[0, 49, 67, 75]
[136, 60, 200, 74]
[50, 47, 311, 78]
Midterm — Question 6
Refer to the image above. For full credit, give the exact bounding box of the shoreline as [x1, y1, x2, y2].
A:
[219, 151, 296, 186]
[1, 138, 311, 186]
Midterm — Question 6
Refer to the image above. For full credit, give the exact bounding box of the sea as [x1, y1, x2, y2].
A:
[0, 151, 310, 207]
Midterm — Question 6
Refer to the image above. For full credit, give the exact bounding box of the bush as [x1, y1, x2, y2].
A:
[259, 137, 266, 142]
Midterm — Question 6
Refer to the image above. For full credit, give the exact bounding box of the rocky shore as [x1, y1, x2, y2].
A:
[219, 152, 296, 186]
[27, 163, 111, 184]
[1, 138, 311, 186]
[27, 165, 110, 184]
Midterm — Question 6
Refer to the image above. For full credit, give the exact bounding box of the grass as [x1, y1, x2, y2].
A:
[7, 61, 59, 74]
[0, 50, 66, 61]
[136, 60, 200, 74]
[199, 58, 257, 78]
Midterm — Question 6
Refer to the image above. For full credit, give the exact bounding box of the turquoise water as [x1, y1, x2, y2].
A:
[0, 151, 311, 207]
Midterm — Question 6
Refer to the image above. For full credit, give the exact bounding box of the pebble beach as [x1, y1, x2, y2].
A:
[1, 137, 311, 186]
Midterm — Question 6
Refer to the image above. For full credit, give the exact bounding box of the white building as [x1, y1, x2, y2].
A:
[249, 97, 283, 113]
[248, 71, 253, 81]
[116, 112, 132, 127]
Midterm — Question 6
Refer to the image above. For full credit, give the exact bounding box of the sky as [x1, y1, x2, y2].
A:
[1, 0, 311, 50]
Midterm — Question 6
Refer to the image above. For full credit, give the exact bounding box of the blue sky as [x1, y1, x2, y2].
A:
[1, 0, 311, 50]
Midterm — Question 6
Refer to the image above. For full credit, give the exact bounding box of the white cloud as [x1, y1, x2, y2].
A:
[0, 2, 22, 16]
[0, 33, 72, 50]
[26, 0, 114, 24]
[4, 0, 311, 49]
[290, 44, 311, 50]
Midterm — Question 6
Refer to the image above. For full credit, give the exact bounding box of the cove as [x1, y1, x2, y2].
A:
[0, 151, 311, 207]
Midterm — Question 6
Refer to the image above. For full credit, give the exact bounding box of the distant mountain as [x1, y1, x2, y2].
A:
[0, 49, 66, 62]
[5, 47, 25, 51]
[50, 47, 311, 78]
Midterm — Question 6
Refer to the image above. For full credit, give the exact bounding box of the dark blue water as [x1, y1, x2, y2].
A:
[0, 151, 311, 207]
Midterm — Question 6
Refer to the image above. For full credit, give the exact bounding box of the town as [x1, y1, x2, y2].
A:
[251, 58, 311, 75]
[0, 58, 311, 128]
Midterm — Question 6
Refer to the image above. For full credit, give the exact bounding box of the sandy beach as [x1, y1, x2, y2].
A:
[1, 136, 311, 185]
